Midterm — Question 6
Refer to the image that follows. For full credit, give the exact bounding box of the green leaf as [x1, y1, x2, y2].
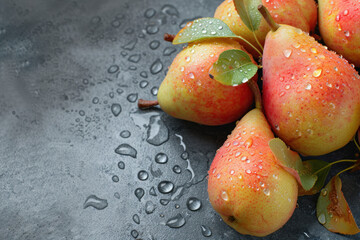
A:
[233, 0, 262, 32]
[269, 138, 317, 191]
[209, 49, 258, 86]
[317, 176, 360, 235]
[299, 160, 331, 196]
[172, 18, 237, 45]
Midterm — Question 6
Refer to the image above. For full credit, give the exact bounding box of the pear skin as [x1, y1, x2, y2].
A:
[262, 25, 360, 156]
[208, 108, 298, 237]
[319, 0, 360, 67]
[157, 39, 257, 126]
[214, 0, 317, 57]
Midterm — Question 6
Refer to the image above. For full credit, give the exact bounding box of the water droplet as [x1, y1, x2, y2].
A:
[263, 188, 270, 196]
[158, 181, 174, 194]
[241, 156, 247, 161]
[127, 93, 138, 103]
[155, 153, 168, 164]
[244, 138, 253, 148]
[114, 192, 120, 199]
[135, 188, 145, 201]
[201, 225, 212, 237]
[146, 115, 169, 146]
[116, 88, 124, 95]
[185, 56, 191, 62]
[145, 201, 156, 214]
[111, 103, 122, 116]
[122, 38, 138, 50]
[112, 175, 119, 182]
[221, 191, 229, 201]
[133, 214, 140, 224]
[83, 195, 108, 210]
[149, 187, 157, 196]
[120, 130, 131, 138]
[274, 124, 280, 131]
[187, 197, 202, 211]
[111, 19, 121, 28]
[150, 59, 163, 74]
[166, 214, 186, 228]
[146, 24, 159, 34]
[160, 199, 170, 205]
[246, 169, 252, 174]
[145, 8, 156, 18]
[91, 16, 101, 24]
[115, 144, 137, 158]
[163, 47, 176, 56]
[305, 83, 312, 90]
[311, 48, 317, 53]
[140, 80, 149, 88]
[313, 69, 322, 77]
[138, 170, 149, 181]
[318, 213, 326, 224]
[131, 230, 139, 238]
[128, 54, 141, 63]
[293, 43, 301, 48]
[336, 14, 341, 21]
[283, 49, 292, 58]
[307, 129, 314, 135]
[344, 31, 350, 37]
[151, 87, 158, 96]
[181, 151, 189, 160]
[149, 40, 160, 50]
[188, 72, 195, 79]
[173, 165, 181, 174]
[344, 9, 349, 16]
[108, 65, 119, 74]
[321, 188, 328, 196]
[118, 161, 125, 169]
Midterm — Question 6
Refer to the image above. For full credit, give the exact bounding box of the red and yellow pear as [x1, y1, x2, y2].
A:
[140, 38, 257, 126]
[214, 0, 317, 57]
[318, 0, 360, 67]
[261, 5, 360, 156]
[208, 106, 298, 236]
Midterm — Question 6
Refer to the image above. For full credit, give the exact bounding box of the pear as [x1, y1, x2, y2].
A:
[318, 0, 360, 67]
[260, 5, 360, 156]
[139, 39, 257, 126]
[208, 108, 298, 236]
[214, 0, 317, 57]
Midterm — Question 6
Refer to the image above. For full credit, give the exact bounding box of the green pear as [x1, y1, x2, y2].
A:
[260, 6, 360, 156]
[319, 0, 360, 67]
[208, 108, 298, 236]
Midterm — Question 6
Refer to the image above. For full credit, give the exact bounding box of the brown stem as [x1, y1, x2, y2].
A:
[258, 5, 280, 32]
[138, 99, 159, 109]
[246, 79, 262, 110]
[164, 33, 175, 42]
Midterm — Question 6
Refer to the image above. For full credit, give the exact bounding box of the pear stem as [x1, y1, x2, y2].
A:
[258, 5, 279, 32]
[138, 99, 159, 109]
[246, 79, 262, 110]
[164, 33, 175, 42]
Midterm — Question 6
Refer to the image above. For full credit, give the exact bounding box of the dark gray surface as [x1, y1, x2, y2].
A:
[0, 0, 359, 239]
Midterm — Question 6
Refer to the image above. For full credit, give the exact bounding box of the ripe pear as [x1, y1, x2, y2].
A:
[261, 8, 360, 156]
[208, 108, 298, 236]
[318, 0, 360, 67]
[151, 39, 257, 126]
[214, 0, 317, 57]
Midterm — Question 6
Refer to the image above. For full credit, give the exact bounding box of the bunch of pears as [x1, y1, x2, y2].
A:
[139, 0, 360, 237]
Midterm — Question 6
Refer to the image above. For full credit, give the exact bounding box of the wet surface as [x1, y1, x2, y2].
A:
[0, 0, 359, 239]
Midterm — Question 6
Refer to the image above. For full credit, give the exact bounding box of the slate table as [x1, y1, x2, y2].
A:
[0, 0, 359, 239]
